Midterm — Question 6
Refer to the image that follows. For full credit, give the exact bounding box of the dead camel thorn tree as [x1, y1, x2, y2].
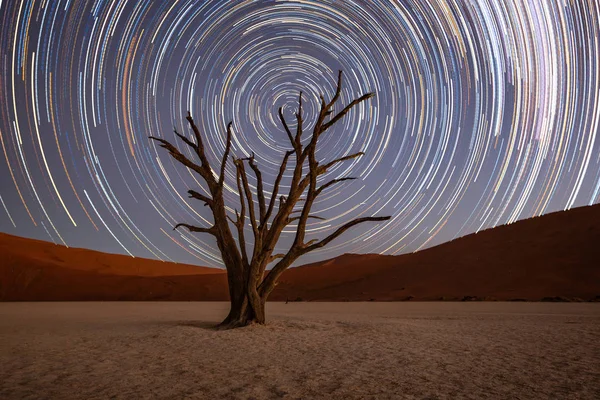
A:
[150, 70, 391, 329]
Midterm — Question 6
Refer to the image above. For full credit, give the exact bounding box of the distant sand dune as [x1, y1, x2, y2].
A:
[1, 204, 600, 301]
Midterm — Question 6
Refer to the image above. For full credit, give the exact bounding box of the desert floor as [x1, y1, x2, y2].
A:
[1, 302, 599, 399]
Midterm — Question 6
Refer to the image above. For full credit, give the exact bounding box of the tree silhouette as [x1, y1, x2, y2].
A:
[150, 71, 390, 328]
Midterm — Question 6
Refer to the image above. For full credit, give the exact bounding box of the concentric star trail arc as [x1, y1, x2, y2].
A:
[0, 0, 599, 267]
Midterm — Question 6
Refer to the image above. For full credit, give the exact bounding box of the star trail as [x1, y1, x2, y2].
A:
[1, 0, 599, 267]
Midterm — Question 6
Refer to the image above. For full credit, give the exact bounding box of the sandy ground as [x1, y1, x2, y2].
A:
[0, 302, 598, 399]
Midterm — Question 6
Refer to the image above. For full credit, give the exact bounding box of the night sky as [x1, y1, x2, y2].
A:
[1, 0, 599, 268]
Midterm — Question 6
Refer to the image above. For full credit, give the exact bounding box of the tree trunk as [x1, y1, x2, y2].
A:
[217, 269, 266, 329]
[218, 295, 266, 329]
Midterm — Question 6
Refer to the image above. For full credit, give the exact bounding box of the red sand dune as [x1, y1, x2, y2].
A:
[1, 204, 600, 301]
[0, 234, 227, 301]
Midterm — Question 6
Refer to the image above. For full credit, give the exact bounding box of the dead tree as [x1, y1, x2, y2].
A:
[150, 71, 391, 328]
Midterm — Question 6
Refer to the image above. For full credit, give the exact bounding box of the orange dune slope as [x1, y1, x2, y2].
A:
[0, 234, 226, 301]
[274, 204, 600, 301]
[1, 204, 600, 301]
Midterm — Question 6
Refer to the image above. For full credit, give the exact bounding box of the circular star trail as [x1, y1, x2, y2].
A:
[0, 0, 599, 267]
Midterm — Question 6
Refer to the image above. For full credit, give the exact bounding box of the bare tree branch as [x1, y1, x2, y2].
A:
[234, 158, 259, 238]
[319, 94, 327, 110]
[264, 150, 294, 227]
[226, 213, 237, 225]
[244, 154, 266, 224]
[268, 146, 309, 238]
[302, 216, 391, 253]
[315, 177, 357, 197]
[219, 122, 233, 186]
[149, 136, 211, 181]
[185, 112, 212, 169]
[188, 189, 213, 207]
[174, 223, 216, 235]
[295, 92, 303, 148]
[278, 107, 299, 154]
[286, 215, 326, 224]
[327, 70, 343, 109]
[258, 252, 298, 298]
[321, 92, 375, 133]
[173, 129, 198, 152]
[233, 167, 249, 266]
[292, 144, 318, 249]
[304, 238, 319, 247]
[318, 152, 365, 174]
[268, 253, 285, 263]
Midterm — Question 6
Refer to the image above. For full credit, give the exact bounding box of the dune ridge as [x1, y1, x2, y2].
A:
[1, 204, 599, 301]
